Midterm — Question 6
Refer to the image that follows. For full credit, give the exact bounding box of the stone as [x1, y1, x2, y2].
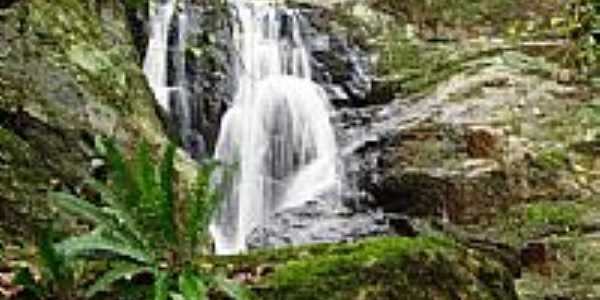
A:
[520, 242, 549, 274]
[246, 201, 391, 250]
[465, 125, 504, 159]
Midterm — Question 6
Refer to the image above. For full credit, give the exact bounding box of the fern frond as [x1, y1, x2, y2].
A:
[154, 270, 169, 300]
[50, 192, 115, 225]
[37, 230, 70, 283]
[186, 161, 221, 252]
[159, 143, 177, 244]
[56, 232, 152, 264]
[85, 263, 151, 298]
[83, 178, 117, 206]
[103, 138, 140, 209]
[135, 141, 160, 215]
[213, 275, 253, 300]
[12, 267, 43, 298]
[178, 269, 208, 300]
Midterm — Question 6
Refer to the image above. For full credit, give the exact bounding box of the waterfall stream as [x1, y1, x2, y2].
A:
[143, 0, 342, 255]
[143, 0, 177, 112]
[210, 1, 341, 254]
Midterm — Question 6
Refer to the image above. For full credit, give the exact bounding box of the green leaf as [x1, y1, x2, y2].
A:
[170, 293, 185, 300]
[50, 192, 114, 225]
[56, 233, 152, 264]
[37, 230, 69, 283]
[135, 141, 160, 212]
[214, 275, 253, 300]
[83, 178, 117, 206]
[94, 135, 107, 156]
[154, 271, 169, 300]
[12, 267, 43, 298]
[178, 270, 207, 300]
[159, 143, 177, 244]
[186, 160, 222, 252]
[86, 264, 151, 298]
[103, 138, 141, 209]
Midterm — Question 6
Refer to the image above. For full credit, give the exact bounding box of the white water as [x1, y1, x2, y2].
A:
[144, 0, 193, 145]
[143, 0, 178, 111]
[211, 1, 341, 254]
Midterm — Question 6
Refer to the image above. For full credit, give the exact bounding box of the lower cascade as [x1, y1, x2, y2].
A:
[210, 1, 342, 254]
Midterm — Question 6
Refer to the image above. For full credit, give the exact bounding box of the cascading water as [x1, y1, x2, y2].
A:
[143, 0, 177, 111]
[211, 1, 342, 254]
[144, 0, 195, 147]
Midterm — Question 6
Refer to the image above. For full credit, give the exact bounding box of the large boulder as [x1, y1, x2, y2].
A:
[338, 50, 597, 224]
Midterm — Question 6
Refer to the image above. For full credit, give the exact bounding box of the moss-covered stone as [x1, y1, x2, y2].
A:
[0, 0, 166, 244]
[207, 235, 518, 300]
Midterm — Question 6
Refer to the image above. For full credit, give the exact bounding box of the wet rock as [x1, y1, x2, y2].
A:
[164, 2, 235, 154]
[297, 7, 373, 106]
[246, 201, 393, 250]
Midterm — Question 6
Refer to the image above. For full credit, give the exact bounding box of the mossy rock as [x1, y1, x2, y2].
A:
[207, 236, 518, 300]
[0, 0, 166, 244]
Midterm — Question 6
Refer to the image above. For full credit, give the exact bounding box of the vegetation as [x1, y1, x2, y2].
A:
[13, 139, 249, 300]
[248, 236, 516, 300]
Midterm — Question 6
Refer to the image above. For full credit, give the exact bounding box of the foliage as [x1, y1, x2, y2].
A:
[122, 0, 148, 10]
[526, 202, 581, 228]
[368, 0, 561, 37]
[559, 0, 600, 80]
[37, 138, 249, 300]
[12, 230, 76, 300]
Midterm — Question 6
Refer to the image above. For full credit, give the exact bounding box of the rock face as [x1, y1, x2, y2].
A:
[0, 0, 166, 241]
[170, 1, 235, 155]
[246, 201, 392, 250]
[299, 7, 373, 106]
[337, 51, 597, 224]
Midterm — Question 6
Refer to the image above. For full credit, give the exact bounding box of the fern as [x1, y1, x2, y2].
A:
[37, 230, 70, 283]
[153, 271, 170, 300]
[186, 161, 220, 256]
[47, 138, 250, 300]
[159, 143, 177, 246]
[85, 263, 151, 298]
[56, 233, 152, 264]
[50, 192, 114, 225]
[178, 269, 208, 300]
[213, 274, 253, 300]
[103, 138, 141, 210]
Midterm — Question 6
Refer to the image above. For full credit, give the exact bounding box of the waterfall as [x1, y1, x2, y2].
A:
[211, 1, 341, 254]
[144, 0, 197, 149]
[143, 0, 177, 111]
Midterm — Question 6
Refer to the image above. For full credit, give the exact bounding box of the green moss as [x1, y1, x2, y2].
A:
[525, 202, 580, 228]
[447, 85, 485, 103]
[533, 148, 569, 171]
[464, 199, 595, 248]
[238, 236, 517, 300]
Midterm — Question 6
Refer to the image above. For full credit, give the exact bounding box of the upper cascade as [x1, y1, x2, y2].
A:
[143, 0, 178, 112]
[211, 0, 342, 254]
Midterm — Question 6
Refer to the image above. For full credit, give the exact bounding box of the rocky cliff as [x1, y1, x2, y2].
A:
[0, 0, 167, 244]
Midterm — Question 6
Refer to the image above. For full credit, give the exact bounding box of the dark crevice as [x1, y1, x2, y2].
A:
[0, 0, 19, 9]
